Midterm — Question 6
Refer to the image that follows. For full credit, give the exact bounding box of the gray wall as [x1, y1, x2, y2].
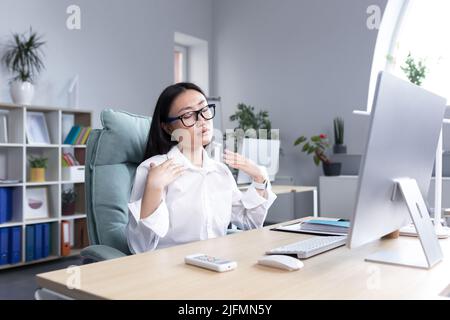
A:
[0, 0, 391, 189]
[0, 0, 213, 128]
[211, 0, 387, 187]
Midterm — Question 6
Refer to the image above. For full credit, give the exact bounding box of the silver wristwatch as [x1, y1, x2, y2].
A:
[252, 179, 268, 190]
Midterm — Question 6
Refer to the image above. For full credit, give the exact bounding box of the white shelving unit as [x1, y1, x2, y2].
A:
[0, 103, 92, 270]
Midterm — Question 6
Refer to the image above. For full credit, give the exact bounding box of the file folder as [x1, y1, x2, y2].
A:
[0, 228, 8, 265]
[61, 221, 71, 256]
[42, 223, 50, 258]
[0, 188, 12, 223]
[34, 224, 43, 260]
[25, 225, 35, 261]
[8, 227, 21, 264]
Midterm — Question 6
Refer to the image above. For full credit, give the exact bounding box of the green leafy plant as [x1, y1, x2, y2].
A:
[229, 103, 272, 135]
[28, 155, 48, 169]
[333, 117, 344, 145]
[1, 27, 46, 83]
[62, 188, 77, 205]
[401, 53, 427, 86]
[294, 134, 331, 166]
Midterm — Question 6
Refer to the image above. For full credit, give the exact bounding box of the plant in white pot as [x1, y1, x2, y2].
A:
[1, 28, 46, 105]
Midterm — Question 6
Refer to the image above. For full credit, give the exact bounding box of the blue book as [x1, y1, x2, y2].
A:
[8, 227, 21, 264]
[0, 188, 13, 223]
[307, 219, 350, 228]
[42, 223, 50, 258]
[63, 126, 81, 145]
[69, 126, 82, 145]
[5, 188, 12, 222]
[25, 225, 35, 262]
[34, 224, 43, 260]
[63, 126, 78, 144]
[0, 188, 6, 224]
[0, 228, 8, 265]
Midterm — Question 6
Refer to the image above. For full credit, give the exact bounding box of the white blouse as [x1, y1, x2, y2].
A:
[126, 145, 277, 253]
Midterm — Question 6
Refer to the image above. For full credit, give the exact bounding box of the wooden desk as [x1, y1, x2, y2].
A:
[36, 218, 450, 300]
[238, 184, 318, 217]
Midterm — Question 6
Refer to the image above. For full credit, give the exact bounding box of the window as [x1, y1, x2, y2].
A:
[388, 0, 450, 100]
[174, 44, 188, 83]
[174, 32, 209, 94]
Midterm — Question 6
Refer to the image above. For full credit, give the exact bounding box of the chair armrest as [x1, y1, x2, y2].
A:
[81, 245, 127, 263]
[226, 228, 243, 235]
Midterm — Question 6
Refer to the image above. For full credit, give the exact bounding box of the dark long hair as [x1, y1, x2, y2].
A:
[143, 82, 206, 161]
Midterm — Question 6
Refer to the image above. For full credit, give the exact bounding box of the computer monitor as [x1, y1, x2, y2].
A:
[237, 138, 280, 184]
[348, 71, 447, 269]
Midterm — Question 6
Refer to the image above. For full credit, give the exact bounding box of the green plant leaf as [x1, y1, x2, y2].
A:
[313, 155, 320, 166]
[302, 142, 310, 152]
[294, 136, 306, 145]
[307, 145, 315, 154]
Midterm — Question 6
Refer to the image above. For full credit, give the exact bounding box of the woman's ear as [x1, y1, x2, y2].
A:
[161, 122, 172, 135]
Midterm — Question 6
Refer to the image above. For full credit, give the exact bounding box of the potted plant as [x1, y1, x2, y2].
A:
[228, 103, 280, 177]
[333, 117, 347, 154]
[28, 155, 48, 182]
[1, 27, 46, 105]
[62, 188, 77, 216]
[229, 103, 273, 147]
[294, 134, 341, 176]
[401, 53, 427, 86]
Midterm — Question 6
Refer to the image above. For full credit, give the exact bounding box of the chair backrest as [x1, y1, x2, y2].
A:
[85, 109, 152, 255]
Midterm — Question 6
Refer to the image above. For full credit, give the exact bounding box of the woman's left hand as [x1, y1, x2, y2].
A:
[223, 149, 266, 183]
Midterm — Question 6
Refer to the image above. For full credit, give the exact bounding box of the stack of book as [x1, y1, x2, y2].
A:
[62, 152, 80, 167]
[63, 125, 92, 145]
[25, 223, 51, 262]
[273, 218, 350, 236]
[300, 219, 350, 235]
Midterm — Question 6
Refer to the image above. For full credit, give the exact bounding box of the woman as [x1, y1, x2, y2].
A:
[126, 82, 277, 253]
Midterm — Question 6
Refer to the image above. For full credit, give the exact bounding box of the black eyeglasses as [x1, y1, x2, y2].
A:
[165, 104, 216, 128]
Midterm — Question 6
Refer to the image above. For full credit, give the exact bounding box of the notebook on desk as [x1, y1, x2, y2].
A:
[271, 218, 350, 236]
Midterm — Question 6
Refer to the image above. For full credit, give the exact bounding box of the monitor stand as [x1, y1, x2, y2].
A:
[365, 178, 443, 269]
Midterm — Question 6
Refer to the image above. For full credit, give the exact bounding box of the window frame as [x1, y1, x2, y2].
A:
[174, 44, 188, 83]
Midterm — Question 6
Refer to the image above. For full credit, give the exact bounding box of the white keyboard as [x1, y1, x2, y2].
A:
[267, 236, 348, 259]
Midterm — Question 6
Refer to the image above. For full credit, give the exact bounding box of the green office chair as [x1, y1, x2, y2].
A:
[80, 109, 151, 262]
[80, 109, 241, 263]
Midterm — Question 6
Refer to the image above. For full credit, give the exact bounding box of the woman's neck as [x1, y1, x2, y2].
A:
[178, 145, 203, 167]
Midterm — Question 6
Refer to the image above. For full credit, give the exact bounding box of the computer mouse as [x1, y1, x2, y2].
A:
[257, 255, 304, 271]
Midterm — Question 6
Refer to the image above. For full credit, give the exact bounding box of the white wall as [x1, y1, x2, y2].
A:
[0, 0, 213, 128]
[211, 0, 387, 186]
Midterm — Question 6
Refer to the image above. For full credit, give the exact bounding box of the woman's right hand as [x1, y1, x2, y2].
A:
[146, 159, 186, 191]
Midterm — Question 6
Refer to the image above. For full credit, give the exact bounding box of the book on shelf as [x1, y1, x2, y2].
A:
[25, 223, 51, 262]
[9, 226, 21, 264]
[0, 187, 13, 223]
[0, 228, 8, 265]
[74, 219, 89, 249]
[0, 226, 21, 266]
[63, 125, 91, 145]
[62, 152, 80, 167]
[61, 221, 71, 256]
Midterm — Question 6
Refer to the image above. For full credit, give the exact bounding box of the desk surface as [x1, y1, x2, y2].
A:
[36, 218, 450, 300]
